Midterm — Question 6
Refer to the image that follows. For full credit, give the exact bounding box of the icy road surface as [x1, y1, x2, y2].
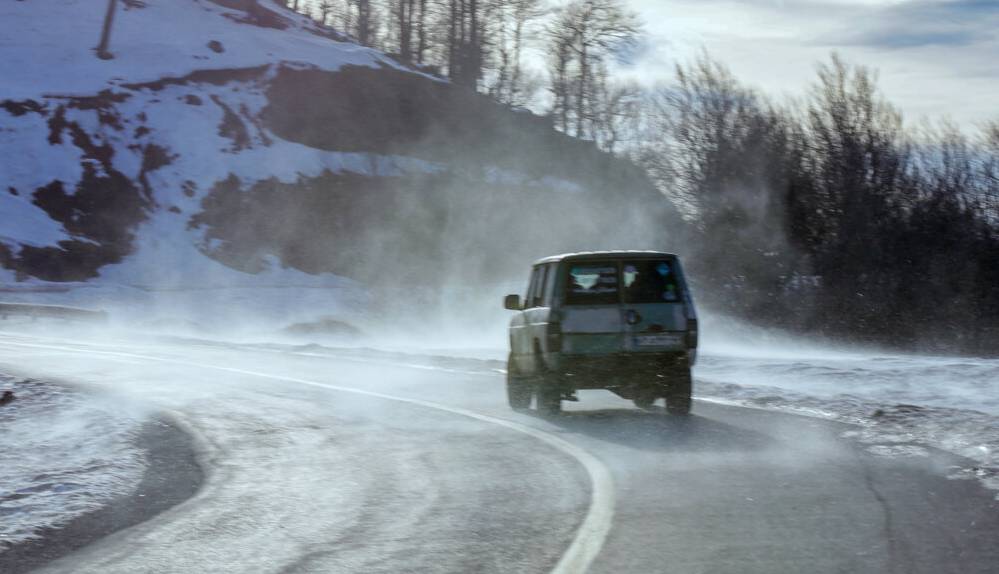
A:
[0, 330, 998, 574]
[0, 377, 146, 550]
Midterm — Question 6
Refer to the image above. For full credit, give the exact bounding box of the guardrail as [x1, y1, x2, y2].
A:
[0, 302, 108, 322]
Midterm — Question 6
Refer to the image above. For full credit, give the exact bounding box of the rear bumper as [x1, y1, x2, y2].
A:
[551, 352, 690, 389]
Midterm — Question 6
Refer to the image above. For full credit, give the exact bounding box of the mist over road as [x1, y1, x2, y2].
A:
[0, 331, 997, 574]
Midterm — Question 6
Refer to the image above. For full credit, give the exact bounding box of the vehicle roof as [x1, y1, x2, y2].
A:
[532, 250, 678, 266]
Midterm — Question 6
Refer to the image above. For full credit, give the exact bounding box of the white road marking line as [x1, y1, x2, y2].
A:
[273, 349, 496, 376]
[0, 337, 615, 574]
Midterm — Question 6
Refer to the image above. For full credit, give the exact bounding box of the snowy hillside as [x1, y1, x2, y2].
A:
[2, 0, 415, 282]
[0, 0, 419, 327]
[0, 0, 405, 285]
[0, 0, 406, 99]
[0, 0, 673, 330]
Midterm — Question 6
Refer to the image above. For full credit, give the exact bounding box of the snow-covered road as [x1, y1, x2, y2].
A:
[1, 330, 998, 573]
[0, 333, 594, 573]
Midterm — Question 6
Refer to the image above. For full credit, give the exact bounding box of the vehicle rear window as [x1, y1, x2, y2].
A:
[565, 264, 619, 305]
[622, 259, 681, 303]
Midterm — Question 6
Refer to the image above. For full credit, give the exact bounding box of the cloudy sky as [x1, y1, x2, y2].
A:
[621, 0, 998, 131]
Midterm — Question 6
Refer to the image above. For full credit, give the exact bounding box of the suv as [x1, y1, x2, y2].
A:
[504, 251, 698, 415]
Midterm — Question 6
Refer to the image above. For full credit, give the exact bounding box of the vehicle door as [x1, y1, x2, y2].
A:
[620, 258, 689, 354]
[508, 266, 540, 372]
[558, 261, 627, 355]
[523, 264, 555, 364]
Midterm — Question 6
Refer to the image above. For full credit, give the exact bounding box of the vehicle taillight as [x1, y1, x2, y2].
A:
[685, 318, 698, 348]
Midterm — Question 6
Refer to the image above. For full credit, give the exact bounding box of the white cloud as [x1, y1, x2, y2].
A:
[620, 0, 999, 130]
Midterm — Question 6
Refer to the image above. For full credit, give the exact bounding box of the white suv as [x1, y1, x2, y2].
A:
[504, 251, 698, 415]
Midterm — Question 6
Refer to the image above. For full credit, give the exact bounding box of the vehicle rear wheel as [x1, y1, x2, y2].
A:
[532, 352, 562, 416]
[666, 366, 692, 416]
[535, 383, 562, 415]
[632, 389, 658, 410]
[506, 354, 532, 411]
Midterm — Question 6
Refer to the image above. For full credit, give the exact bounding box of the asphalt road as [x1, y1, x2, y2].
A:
[0, 331, 997, 574]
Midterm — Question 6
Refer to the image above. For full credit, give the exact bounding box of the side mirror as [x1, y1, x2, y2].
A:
[504, 294, 522, 311]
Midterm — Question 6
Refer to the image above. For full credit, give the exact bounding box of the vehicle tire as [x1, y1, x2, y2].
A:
[666, 366, 693, 416]
[633, 389, 657, 410]
[506, 354, 532, 411]
[535, 382, 562, 416]
[533, 352, 562, 416]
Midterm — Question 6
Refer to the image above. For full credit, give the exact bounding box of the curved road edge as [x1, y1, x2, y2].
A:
[0, 339, 617, 574]
[0, 412, 204, 574]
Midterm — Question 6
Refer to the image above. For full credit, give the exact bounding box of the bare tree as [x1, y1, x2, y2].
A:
[978, 120, 999, 225]
[509, 0, 545, 103]
[444, 0, 518, 89]
[386, 0, 432, 63]
[806, 53, 907, 247]
[318, 0, 334, 24]
[986, 121, 999, 147]
[546, 0, 639, 138]
[392, 0, 416, 60]
[639, 54, 773, 216]
[547, 28, 573, 131]
[590, 63, 640, 153]
[489, 0, 546, 105]
[96, 0, 118, 60]
[487, 1, 512, 100]
[336, 0, 375, 46]
[416, 0, 429, 63]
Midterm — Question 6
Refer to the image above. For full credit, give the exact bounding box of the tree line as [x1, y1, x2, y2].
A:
[635, 54, 999, 353]
[288, 0, 640, 141]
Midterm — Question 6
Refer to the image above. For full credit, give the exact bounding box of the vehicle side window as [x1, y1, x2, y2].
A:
[525, 267, 541, 309]
[622, 259, 681, 303]
[542, 263, 558, 306]
[532, 265, 550, 308]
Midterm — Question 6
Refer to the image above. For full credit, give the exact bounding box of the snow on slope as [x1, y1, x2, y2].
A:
[1, 0, 611, 332]
[0, 0, 406, 99]
[0, 0, 449, 325]
[0, 192, 72, 248]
